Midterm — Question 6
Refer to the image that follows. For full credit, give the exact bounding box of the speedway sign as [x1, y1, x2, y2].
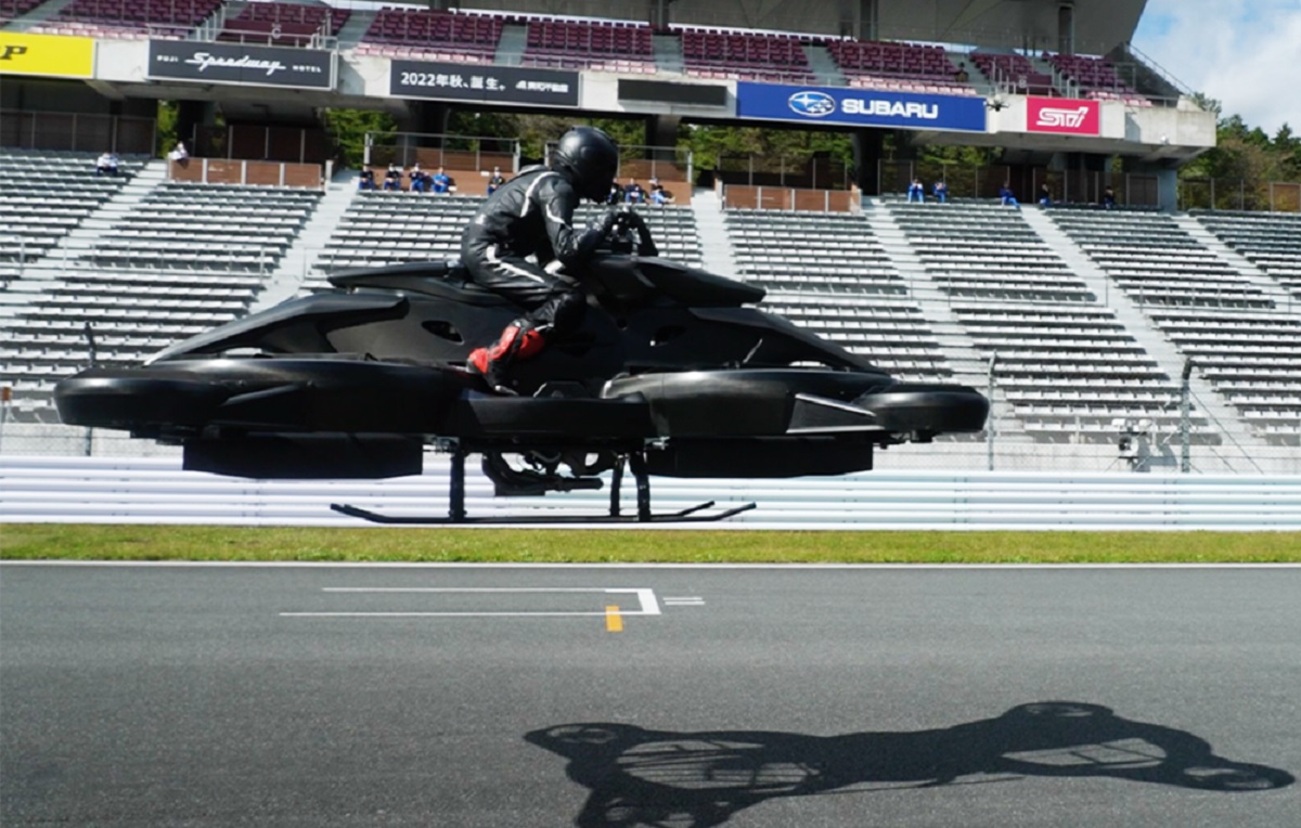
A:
[1026, 96, 1100, 135]
[147, 41, 335, 90]
[737, 82, 987, 133]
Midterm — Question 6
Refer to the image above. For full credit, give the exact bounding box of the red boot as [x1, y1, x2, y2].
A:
[467, 321, 546, 394]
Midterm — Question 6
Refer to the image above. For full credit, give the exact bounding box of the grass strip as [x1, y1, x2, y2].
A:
[2, 524, 1300, 563]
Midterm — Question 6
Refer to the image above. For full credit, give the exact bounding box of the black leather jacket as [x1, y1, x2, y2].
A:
[461, 166, 606, 268]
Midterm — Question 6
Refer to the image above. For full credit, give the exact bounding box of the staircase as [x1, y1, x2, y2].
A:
[51, 159, 169, 265]
[862, 201, 1021, 441]
[334, 10, 377, 48]
[651, 34, 684, 74]
[1172, 215, 1296, 308]
[803, 45, 845, 86]
[495, 23, 528, 65]
[689, 187, 739, 280]
[253, 173, 357, 310]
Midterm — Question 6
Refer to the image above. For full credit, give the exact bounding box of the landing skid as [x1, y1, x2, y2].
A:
[330, 447, 757, 525]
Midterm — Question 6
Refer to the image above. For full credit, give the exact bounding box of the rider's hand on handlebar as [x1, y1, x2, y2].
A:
[598, 207, 620, 235]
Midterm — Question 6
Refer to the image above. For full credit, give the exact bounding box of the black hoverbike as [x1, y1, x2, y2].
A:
[55, 213, 989, 522]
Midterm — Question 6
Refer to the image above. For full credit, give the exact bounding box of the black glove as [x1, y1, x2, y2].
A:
[624, 210, 658, 257]
[597, 207, 620, 236]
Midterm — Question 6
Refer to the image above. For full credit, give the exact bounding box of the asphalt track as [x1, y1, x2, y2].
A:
[2, 563, 1297, 827]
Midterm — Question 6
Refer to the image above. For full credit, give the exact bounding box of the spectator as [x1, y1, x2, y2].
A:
[999, 182, 1020, 209]
[623, 178, 645, 204]
[1038, 183, 1052, 207]
[954, 62, 970, 83]
[1101, 186, 1117, 210]
[383, 163, 402, 191]
[605, 182, 624, 205]
[358, 168, 376, 190]
[430, 166, 452, 194]
[907, 178, 925, 203]
[167, 142, 189, 167]
[649, 177, 674, 206]
[933, 179, 948, 203]
[486, 166, 506, 195]
[96, 151, 120, 177]
[408, 163, 425, 193]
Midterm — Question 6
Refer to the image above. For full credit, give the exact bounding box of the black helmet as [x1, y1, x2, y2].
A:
[552, 126, 619, 201]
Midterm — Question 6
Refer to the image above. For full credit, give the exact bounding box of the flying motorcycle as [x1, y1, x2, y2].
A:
[54, 212, 989, 523]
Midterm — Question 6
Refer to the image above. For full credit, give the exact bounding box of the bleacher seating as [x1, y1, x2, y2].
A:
[969, 52, 1056, 95]
[42, 0, 222, 37]
[1148, 309, 1301, 444]
[311, 192, 702, 288]
[0, 150, 144, 267]
[219, 1, 351, 46]
[1193, 211, 1301, 302]
[677, 28, 814, 83]
[724, 210, 952, 381]
[889, 202, 1095, 304]
[1050, 210, 1273, 309]
[523, 18, 655, 74]
[1052, 210, 1297, 443]
[0, 0, 45, 23]
[884, 200, 1212, 441]
[828, 41, 974, 96]
[83, 181, 319, 272]
[356, 8, 503, 61]
[310, 191, 483, 281]
[1048, 53, 1149, 106]
[955, 304, 1211, 442]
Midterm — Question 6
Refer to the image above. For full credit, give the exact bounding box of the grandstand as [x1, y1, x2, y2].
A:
[1, 0, 1299, 471]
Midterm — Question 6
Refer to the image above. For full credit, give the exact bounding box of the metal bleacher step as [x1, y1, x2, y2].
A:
[690, 188, 740, 279]
[495, 23, 528, 65]
[253, 175, 359, 311]
[53, 159, 168, 260]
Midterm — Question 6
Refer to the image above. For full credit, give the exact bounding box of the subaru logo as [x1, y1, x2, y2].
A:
[788, 90, 836, 117]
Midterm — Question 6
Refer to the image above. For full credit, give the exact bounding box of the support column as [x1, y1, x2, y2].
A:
[852, 128, 884, 195]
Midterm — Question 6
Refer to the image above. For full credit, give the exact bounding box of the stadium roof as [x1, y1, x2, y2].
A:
[448, 0, 1148, 55]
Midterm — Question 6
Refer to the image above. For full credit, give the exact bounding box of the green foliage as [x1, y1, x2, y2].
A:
[155, 101, 178, 158]
[2, 524, 1299, 563]
[322, 108, 397, 168]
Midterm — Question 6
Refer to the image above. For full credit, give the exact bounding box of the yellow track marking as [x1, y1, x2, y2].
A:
[605, 604, 623, 632]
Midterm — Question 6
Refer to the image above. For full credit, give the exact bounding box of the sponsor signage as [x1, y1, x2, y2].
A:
[390, 60, 579, 107]
[618, 78, 728, 107]
[147, 41, 335, 90]
[1026, 96, 1100, 135]
[737, 82, 987, 133]
[0, 32, 94, 79]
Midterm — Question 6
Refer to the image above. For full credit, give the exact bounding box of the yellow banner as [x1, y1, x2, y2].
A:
[0, 32, 95, 79]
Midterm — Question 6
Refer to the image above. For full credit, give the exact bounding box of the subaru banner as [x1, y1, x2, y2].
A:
[148, 41, 335, 90]
[737, 82, 987, 133]
[390, 60, 579, 108]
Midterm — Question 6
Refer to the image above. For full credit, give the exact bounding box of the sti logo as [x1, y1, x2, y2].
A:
[0, 44, 29, 60]
[1027, 96, 1099, 135]
[788, 90, 836, 117]
[1036, 105, 1091, 129]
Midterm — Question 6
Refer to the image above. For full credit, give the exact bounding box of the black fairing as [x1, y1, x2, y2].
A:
[147, 253, 875, 395]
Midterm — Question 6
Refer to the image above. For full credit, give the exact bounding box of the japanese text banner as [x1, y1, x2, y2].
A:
[390, 60, 579, 107]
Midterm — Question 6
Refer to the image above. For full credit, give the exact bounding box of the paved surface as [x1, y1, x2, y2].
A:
[2, 563, 1298, 826]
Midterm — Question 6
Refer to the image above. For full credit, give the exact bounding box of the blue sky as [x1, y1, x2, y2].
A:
[1132, 0, 1301, 135]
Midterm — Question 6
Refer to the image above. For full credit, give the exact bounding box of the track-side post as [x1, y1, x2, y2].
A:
[448, 442, 467, 521]
[629, 451, 652, 521]
[609, 454, 625, 517]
